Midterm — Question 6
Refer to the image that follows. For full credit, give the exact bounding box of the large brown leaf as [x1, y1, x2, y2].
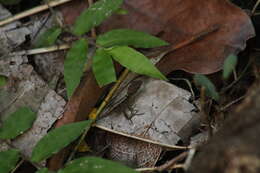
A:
[98, 0, 255, 74]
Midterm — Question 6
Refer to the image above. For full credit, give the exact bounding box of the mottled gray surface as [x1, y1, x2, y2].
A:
[0, 5, 30, 56]
[0, 58, 66, 159]
[0, 5, 66, 161]
[98, 77, 200, 146]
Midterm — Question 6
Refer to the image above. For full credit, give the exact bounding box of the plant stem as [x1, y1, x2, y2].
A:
[11, 158, 25, 173]
[11, 44, 70, 56]
[67, 69, 130, 162]
[88, 0, 97, 38]
[135, 164, 184, 172]
[252, 0, 260, 15]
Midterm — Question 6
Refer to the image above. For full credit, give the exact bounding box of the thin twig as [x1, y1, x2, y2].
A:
[149, 25, 220, 58]
[169, 78, 195, 100]
[252, 0, 260, 15]
[9, 36, 96, 57]
[183, 148, 196, 171]
[135, 164, 184, 172]
[220, 95, 245, 111]
[0, 0, 73, 27]
[135, 152, 187, 172]
[156, 151, 188, 172]
[11, 159, 25, 173]
[10, 44, 70, 56]
[233, 69, 238, 81]
[165, 25, 219, 55]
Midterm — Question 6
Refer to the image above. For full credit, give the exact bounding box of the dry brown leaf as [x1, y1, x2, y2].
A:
[61, 0, 254, 74]
[98, 0, 255, 74]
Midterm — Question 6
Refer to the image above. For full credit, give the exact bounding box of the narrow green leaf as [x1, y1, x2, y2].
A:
[97, 29, 169, 48]
[64, 39, 88, 98]
[0, 107, 36, 139]
[31, 120, 93, 163]
[194, 74, 219, 101]
[93, 49, 116, 86]
[35, 26, 62, 48]
[58, 157, 137, 173]
[0, 75, 7, 87]
[0, 0, 21, 5]
[108, 46, 167, 80]
[223, 54, 238, 79]
[72, 0, 123, 36]
[0, 149, 20, 173]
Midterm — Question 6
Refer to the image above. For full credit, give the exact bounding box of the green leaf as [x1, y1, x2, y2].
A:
[223, 54, 238, 79]
[194, 74, 219, 101]
[31, 120, 93, 163]
[108, 46, 167, 80]
[36, 168, 53, 173]
[0, 0, 21, 5]
[97, 29, 169, 48]
[0, 107, 36, 139]
[72, 0, 123, 36]
[58, 157, 137, 173]
[64, 39, 88, 98]
[0, 75, 7, 87]
[35, 26, 62, 48]
[0, 149, 20, 173]
[93, 49, 116, 86]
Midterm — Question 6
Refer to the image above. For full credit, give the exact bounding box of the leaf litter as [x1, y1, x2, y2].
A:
[0, 0, 257, 172]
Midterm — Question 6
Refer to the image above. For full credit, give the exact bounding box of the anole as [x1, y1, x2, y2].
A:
[119, 80, 144, 123]
[98, 78, 144, 122]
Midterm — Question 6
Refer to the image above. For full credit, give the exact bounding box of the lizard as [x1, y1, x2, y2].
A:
[97, 77, 144, 123]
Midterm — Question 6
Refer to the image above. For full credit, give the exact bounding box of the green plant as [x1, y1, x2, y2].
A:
[0, 0, 169, 172]
[222, 54, 238, 79]
[35, 0, 168, 98]
[194, 74, 219, 101]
